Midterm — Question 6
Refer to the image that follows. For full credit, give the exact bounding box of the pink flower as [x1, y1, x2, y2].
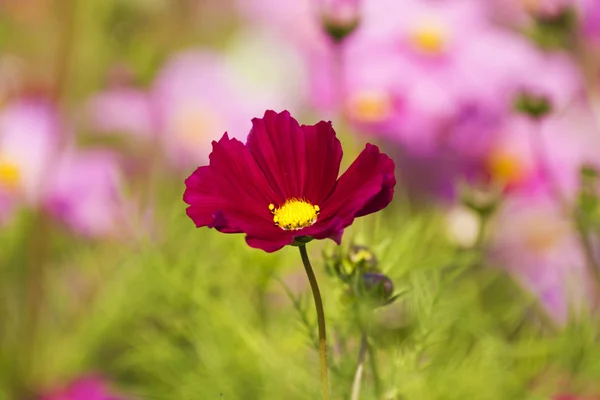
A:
[0, 97, 126, 237]
[490, 193, 595, 324]
[484, 104, 600, 197]
[40, 375, 124, 400]
[45, 150, 124, 237]
[87, 41, 306, 169]
[85, 87, 154, 140]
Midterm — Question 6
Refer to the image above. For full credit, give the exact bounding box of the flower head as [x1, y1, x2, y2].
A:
[183, 110, 395, 252]
[40, 375, 124, 400]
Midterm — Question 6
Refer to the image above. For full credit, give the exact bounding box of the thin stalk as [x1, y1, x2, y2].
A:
[299, 244, 330, 400]
[54, 0, 79, 105]
[367, 342, 382, 397]
[350, 331, 368, 400]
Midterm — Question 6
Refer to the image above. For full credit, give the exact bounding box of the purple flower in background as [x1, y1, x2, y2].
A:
[40, 375, 124, 400]
[0, 98, 60, 204]
[86, 86, 154, 140]
[86, 41, 306, 169]
[484, 104, 600, 196]
[0, 97, 126, 237]
[490, 193, 595, 324]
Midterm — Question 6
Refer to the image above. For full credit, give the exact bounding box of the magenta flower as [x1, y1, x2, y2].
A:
[40, 375, 124, 400]
[183, 110, 395, 252]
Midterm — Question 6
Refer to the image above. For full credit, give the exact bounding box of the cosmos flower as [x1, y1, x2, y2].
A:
[40, 375, 124, 400]
[86, 41, 305, 169]
[183, 110, 395, 252]
[490, 193, 595, 324]
[0, 97, 126, 237]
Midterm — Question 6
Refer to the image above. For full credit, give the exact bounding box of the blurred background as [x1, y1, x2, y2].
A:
[2, 0, 600, 398]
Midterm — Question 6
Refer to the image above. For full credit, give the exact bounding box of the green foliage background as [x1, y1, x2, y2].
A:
[1, 0, 600, 398]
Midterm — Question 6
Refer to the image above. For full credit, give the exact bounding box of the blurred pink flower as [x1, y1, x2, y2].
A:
[86, 87, 154, 140]
[490, 192, 595, 324]
[0, 98, 60, 204]
[236, 0, 325, 52]
[87, 42, 306, 169]
[40, 375, 124, 400]
[333, 1, 581, 201]
[484, 105, 600, 197]
[581, 0, 600, 44]
[0, 97, 127, 237]
[45, 150, 124, 237]
[321, 0, 361, 30]
[485, 0, 575, 26]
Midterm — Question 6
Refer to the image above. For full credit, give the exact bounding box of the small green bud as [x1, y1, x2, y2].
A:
[514, 92, 552, 119]
[459, 181, 501, 218]
[321, 0, 361, 43]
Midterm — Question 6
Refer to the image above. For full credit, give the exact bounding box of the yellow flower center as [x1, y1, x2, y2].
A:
[410, 23, 446, 54]
[346, 90, 393, 123]
[269, 199, 320, 231]
[487, 150, 527, 186]
[0, 159, 20, 190]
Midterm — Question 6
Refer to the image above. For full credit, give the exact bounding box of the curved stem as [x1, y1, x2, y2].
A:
[350, 330, 368, 400]
[299, 244, 330, 400]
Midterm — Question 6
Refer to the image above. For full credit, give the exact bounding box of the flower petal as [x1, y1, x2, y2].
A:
[246, 110, 307, 200]
[245, 230, 295, 253]
[300, 120, 343, 204]
[184, 133, 285, 241]
[320, 144, 395, 223]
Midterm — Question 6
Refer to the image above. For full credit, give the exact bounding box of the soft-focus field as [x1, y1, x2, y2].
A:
[2, 0, 600, 399]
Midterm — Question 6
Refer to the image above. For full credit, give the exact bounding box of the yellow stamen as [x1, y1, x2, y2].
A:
[0, 160, 20, 190]
[410, 23, 446, 54]
[346, 90, 393, 123]
[269, 199, 320, 231]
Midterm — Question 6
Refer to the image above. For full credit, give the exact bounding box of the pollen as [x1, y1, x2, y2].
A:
[410, 23, 446, 54]
[0, 160, 20, 190]
[269, 199, 320, 231]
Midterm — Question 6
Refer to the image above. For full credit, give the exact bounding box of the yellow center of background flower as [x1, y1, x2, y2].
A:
[347, 90, 393, 123]
[410, 24, 446, 54]
[0, 160, 20, 190]
[269, 199, 320, 230]
[487, 150, 527, 186]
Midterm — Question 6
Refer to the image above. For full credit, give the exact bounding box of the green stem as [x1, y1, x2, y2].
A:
[299, 244, 330, 400]
[350, 330, 368, 400]
[368, 341, 382, 397]
[54, 0, 79, 105]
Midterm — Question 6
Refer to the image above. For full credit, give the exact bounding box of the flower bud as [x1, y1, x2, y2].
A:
[320, 0, 361, 43]
[514, 91, 552, 119]
[348, 244, 378, 271]
[459, 181, 501, 218]
[359, 272, 394, 305]
[531, 7, 577, 49]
